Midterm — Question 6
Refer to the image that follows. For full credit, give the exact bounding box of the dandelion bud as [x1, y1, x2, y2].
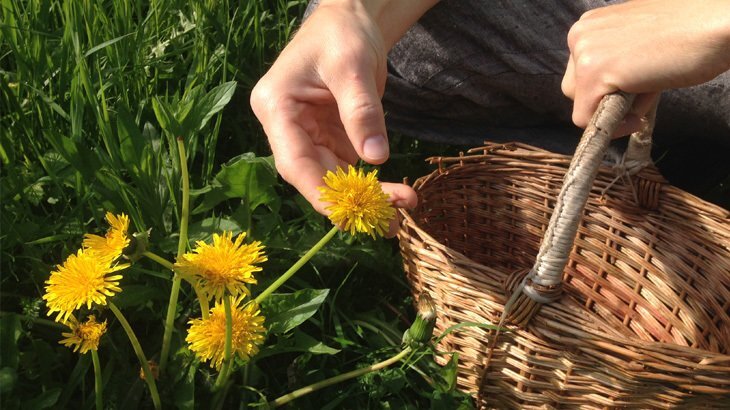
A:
[403, 293, 437, 347]
[124, 229, 151, 262]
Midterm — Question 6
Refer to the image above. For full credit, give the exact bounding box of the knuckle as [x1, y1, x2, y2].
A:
[249, 81, 273, 115]
[561, 78, 573, 98]
[575, 51, 599, 73]
[566, 25, 581, 50]
[346, 98, 380, 123]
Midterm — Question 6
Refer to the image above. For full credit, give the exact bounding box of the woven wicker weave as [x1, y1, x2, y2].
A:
[397, 142, 730, 409]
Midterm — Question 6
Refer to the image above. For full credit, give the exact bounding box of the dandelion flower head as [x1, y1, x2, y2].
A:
[83, 212, 130, 262]
[60, 315, 107, 354]
[43, 249, 127, 322]
[318, 165, 395, 237]
[186, 296, 266, 370]
[174, 232, 267, 300]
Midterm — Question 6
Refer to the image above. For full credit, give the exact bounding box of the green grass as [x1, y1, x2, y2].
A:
[0, 1, 471, 409]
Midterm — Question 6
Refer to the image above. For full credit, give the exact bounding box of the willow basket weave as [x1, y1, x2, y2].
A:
[397, 142, 730, 409]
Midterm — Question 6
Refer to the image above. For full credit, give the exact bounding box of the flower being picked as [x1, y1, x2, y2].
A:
[186, 296, 266, 370]
[44, 249, 127, 322]
[318, 165, 395, 237]
[174, 232, 267, 300]
[83, 212, 130, 262]
[60, 315, 107, 354]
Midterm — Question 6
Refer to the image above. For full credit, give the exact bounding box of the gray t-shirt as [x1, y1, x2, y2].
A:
[304, 0, 730, 154]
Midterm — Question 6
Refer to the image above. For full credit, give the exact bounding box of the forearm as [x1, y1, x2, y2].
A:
[318, 0, 440, 49]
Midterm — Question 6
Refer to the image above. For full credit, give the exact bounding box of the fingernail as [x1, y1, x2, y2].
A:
[363, 135, 389, 162]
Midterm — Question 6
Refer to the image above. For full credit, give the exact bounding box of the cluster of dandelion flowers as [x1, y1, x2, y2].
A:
[60, 315, 108, 354]
[186, 296, 266, 370]
[318, 165, 395, 237]
[174, 231, 267, 300]
[43, 249, 127, 322]
[83, 212, 130, 262]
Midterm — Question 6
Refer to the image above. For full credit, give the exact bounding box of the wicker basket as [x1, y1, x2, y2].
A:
[397, 96, 730, 409]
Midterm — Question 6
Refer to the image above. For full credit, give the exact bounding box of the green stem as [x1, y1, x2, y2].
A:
[213, 297, 234, 390]
[108, 303, 161, 410]
[160, 276, 181, 373]
[271, 347, 412, 407]
[255, 226, 338, 304]
[143, 251, 210, 320]
[160, 137, 191, 373]
[142, 251, 173, 270]
[91, 350, 103, 410]
[176, 137, 190, 262]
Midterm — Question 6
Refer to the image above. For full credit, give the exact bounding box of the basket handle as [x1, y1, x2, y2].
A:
[523, 92, 636, 304]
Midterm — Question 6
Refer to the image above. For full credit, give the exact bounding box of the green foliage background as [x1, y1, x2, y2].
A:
[0, 0, 469, 408]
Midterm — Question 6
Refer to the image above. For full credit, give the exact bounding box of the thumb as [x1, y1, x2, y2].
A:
[330, 70, 389, 164]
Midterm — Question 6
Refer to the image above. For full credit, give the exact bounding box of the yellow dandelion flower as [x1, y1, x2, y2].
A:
[43, 249, 127, 322]
[318, 165, 395, 237]
[186, 296, 266, 370]
[60, 315, 107, 354]
[83, 212, 130, 262]
[174, 232, 267, 300]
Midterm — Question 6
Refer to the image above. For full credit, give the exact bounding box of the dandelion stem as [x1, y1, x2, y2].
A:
[270, 347, 412, 407]
[160, 277, 182, 373]
[255, 226, 339, 304]
[91, 350, 103, 410]
[176, 136, 191, 262]
[214, 297, 234, 390]
[142, 251, 210, 319]
[142, 251, 173, 270]
[160, 137, 191, 373]
[108, 303, 161, 410]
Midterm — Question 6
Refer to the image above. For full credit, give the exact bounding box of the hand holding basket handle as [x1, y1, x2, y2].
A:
[504, 92, 639, 325]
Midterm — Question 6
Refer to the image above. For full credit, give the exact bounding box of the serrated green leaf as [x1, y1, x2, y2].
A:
[158, 216, 243, 253]
[112, 285, 167, 309]
[192, 153, 279, 214]
[257, 330, 340, 359]
[442, 352, 459, 392]
[261, 289, 329, 334]
[152, 97, 183, 137]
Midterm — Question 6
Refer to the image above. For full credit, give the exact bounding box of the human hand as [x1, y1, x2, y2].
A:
[561, 0, 730, 136]
[251, 1, 436, 235]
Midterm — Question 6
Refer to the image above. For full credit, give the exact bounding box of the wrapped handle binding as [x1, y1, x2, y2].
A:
[501, 92, 641, 326]
[524, 92, 636, 303]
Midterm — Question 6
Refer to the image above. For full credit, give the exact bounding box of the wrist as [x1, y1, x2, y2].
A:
[319, 0, 439, 49]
